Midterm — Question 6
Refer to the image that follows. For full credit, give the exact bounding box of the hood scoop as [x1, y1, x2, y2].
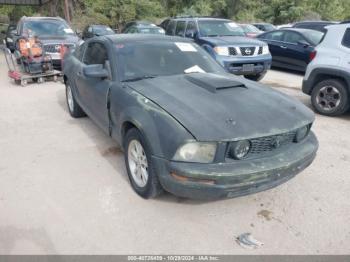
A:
[185, 73, 246, 93]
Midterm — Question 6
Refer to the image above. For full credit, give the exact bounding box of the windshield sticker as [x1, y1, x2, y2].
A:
[64, 28, 74, 33]
[184, 65, 205, 74]
[175, 42, 197, 52]
[228, 22, 239, 28]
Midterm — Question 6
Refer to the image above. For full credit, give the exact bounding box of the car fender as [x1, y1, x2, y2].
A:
[110, 88, 194, 159]
[302, 67, 350, 95]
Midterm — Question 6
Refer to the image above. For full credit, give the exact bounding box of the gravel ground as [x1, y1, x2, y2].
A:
[0, 56, 349, 255]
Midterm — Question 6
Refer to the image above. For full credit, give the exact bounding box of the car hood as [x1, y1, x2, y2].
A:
[127, 73, 314, 141]
[38, 35, 80, 45]
[200, 36, 265, 46]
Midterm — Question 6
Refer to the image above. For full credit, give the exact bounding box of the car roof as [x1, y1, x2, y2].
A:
[21, 16, 65, 22]
[294, 20, 337, 25]
[105, 34, 191, 44]
[253, 23, 272, 25]
[172, 17, 230, 22]
[280, 28, 322, 33]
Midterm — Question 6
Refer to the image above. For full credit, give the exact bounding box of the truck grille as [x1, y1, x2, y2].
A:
[229, 47, 237, 56]
[258, 46, 263, 55]
[240, 47, 256, 56]
[44, 44, 75, 53]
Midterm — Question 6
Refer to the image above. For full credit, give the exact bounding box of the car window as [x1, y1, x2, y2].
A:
[262, 31, 284, 41]
[304, 30, 324, 45]
[166, 20, 176, 35]
[342, 28, 350, 48]
[198, 20, 245, 37]
[283, 31, 304, 44]
[83, 42, 108, 65]
[175, 21, 186, 37]
[186, 21, 197, 35]
[75, 42, 86, 60]
[116, 41, 224, 81]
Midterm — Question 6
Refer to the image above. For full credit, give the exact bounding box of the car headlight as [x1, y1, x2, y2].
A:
[6, 38, 13, 43]
[262, 45, 270, 55]
[173, 142, 217, 163]
[214, 46, 229, 56]
[295, 126, 309, 142]
[229, 140, 251, 160]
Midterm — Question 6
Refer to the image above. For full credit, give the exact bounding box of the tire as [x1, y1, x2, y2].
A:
[311, 79, 349, 116]
[65, 81, 86, 118]
[245, 72, 266, 81]
[124, 128, 163, 199]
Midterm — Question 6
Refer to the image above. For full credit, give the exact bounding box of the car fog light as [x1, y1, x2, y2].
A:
[295, 126, 309, 142]
[230, 140, 251, 160]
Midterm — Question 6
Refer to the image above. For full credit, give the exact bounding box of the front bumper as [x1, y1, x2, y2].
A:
[216, 54, 272, 76]
[153, 132, 318, 200]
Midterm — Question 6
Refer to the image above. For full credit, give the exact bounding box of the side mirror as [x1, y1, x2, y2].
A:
[297, 40, 310, 47]
[83, 64, 109, 79]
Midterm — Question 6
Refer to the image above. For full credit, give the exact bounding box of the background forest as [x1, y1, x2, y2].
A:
[0, 0, 349, 30]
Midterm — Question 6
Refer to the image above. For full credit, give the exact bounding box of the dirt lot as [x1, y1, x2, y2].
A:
[0, 55, 349, 255]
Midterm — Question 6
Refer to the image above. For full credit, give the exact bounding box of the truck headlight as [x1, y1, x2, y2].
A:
[214, 46, 229, 56]
[262, 45, 270, 55]
[173, 142, 217, 163]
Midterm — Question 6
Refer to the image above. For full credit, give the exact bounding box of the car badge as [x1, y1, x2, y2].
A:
[55, 45, 60, 51]
[272, 136, 282, 148]
[245, 48, 252, 55]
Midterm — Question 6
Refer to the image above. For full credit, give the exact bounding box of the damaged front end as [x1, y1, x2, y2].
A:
[153, 126, 318, 200]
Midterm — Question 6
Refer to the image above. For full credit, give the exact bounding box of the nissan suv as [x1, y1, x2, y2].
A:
[15, 16, 80, 68]
[303, 23, 350, 116]
[162, 17, 272, 81]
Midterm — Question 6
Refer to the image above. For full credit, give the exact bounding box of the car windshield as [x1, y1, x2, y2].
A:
[264, 24, 276, 31]
[116, 41, 224, 81]
[94, 26, 114, 35]
[139, 27, 165, 34]
[23, 20, 75, 37]
[242, 24, 260, 33]
[304, 30, 324, 45]
[198, 20, 246, 37]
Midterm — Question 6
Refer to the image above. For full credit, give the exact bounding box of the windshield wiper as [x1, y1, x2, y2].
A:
[121, 75, 157, 82]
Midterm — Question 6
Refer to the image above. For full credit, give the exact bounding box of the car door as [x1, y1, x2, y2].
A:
[281, 31, 312, 71]
[76, 40, 114, 133]
[259, 31, 285, 66]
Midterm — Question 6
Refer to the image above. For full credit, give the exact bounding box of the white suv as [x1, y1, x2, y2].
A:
[303, 23, 350, 116]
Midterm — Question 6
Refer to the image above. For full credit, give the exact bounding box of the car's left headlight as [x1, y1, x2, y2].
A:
[214, 46, 229, 56]
[262, 45, 270, 55]
[173, 142, 217, 163]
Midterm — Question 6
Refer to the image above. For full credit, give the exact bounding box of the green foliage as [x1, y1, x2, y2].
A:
[0, 0, 348, 28]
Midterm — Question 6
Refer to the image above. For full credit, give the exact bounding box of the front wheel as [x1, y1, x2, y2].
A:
[65, 82, 86, 118]
[244, 72, 266, 81]
[311, 79, 349, 116]
[124, 128, 163, 199]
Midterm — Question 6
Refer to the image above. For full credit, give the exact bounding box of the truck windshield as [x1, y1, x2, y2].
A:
[116, 41, 224, 82]
[23, 20, 75, 37]
[198, 20, 246, 37]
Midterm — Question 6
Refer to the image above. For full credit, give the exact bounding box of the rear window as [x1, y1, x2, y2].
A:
[342, 28, 350, 48]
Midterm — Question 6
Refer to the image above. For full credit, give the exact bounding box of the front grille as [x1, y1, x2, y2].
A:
[258, 46, 263, 55]
[226, 130, 297, 160]
[229, 47, 237, 56]
[44, 44, 75, 53]
[249, 131, 296, 155]
[240, 47, 256, 56]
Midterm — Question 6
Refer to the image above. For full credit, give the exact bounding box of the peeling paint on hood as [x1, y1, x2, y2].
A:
[127, 73, 315, 141]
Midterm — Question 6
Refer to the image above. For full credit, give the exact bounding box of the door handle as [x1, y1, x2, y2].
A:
[280, 45, 287, 49]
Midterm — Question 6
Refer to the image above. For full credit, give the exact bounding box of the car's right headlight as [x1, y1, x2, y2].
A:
[214, 46, 229, 56]
[262, 45, 270, 55]
[173, 142, 217, 163]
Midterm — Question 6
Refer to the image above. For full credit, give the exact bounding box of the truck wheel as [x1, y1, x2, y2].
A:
[65, 82, 86, 118]
[245, 72, 266, 81]
[124, 128, 163, 199]
[311, 79, 349, 116]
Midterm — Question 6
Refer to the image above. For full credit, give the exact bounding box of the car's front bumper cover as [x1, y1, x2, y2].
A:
[153, 132, 318, 200]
